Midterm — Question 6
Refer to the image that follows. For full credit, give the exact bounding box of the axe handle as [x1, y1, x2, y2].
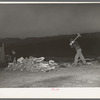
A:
[73, 35, 79, 42]
[70, 35, 80, 45]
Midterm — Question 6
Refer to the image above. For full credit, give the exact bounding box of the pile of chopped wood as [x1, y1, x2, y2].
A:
[4, 56, 59, 72]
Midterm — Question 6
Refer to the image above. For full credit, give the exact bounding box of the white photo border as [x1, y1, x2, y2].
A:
[0, 0, 100, 98]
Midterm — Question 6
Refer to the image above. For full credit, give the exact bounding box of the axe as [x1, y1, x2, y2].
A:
[70, 33, 81, 45]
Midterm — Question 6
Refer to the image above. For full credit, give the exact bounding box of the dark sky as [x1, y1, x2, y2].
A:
[0, 4, 100, 38]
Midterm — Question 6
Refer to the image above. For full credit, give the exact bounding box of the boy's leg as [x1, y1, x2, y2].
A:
[79, 49, 86, 64]
[74, 49, 80, 65]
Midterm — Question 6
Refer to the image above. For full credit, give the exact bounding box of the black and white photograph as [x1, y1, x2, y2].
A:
[0, 3, 100, 88]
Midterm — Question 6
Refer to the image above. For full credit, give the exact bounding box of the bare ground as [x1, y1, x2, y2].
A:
[0, 65, 100, 87]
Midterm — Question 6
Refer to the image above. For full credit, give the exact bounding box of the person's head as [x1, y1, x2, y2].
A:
[12, 50, 16, 54]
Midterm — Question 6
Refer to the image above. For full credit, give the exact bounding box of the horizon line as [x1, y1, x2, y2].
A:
[0, 32, 100, 39]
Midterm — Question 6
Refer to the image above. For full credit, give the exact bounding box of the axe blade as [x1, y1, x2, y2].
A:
[77, 33, 81, 37]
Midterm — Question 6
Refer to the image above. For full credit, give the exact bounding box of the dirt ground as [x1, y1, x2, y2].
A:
[0, 64, 100, 87]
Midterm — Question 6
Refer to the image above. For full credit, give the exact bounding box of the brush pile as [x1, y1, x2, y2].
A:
[4, 56, 59, 72]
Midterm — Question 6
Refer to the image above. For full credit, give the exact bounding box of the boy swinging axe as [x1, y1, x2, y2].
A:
[70, 33, 86, 66]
